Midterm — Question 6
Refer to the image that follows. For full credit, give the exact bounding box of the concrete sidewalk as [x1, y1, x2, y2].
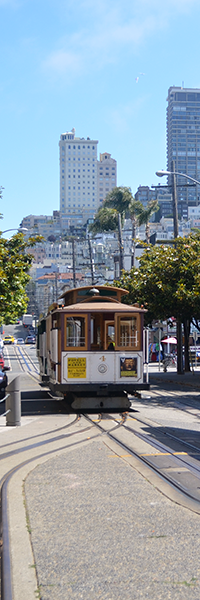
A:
[1, 369, 200, 599]
[147, 362, 200, 389]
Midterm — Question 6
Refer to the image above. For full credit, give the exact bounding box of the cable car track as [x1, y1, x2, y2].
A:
[2, 402, 200, 597]
[84, 412, 200, 512]
[0, 414, 98, 600]
[14, 345, 39, 375]
[139, 385, 200, 415]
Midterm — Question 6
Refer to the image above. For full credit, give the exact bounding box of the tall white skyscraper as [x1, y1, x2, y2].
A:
[59, 129, 117, 228]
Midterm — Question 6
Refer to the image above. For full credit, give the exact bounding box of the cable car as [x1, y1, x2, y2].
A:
[37, 285, 149, 411]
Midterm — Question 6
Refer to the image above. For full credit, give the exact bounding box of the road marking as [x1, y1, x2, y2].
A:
[140, 451, 188, 457]
[109, 454, 132, 458]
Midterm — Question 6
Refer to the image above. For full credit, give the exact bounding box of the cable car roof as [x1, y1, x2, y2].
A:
[58, 301, 146, 313]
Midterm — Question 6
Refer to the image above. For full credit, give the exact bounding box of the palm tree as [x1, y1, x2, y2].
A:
[89, 189, 159, 274]
[88, 206, 119, 234]
[89, 205, 124, 275]
[135, 199, 159, 244]
[104, 187, 136, 270]
[104, 186, 133, 215]
[129, 199, 144, 266]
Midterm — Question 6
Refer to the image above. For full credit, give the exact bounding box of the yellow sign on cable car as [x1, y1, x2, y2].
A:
[68, 357, 86, 379]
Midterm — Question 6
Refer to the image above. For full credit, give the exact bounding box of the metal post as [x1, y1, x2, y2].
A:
[6, 376, 21, 426]
[145, 328, 149, 384]
[177, 321, 183, 374]
[158, 322, 161, 372]
[88, 234, 95, 285]
[72, 238, 76, 288]
[118, 213, 124, 276]
[171, 160, 179, 238]
[194, 330, 197, 369]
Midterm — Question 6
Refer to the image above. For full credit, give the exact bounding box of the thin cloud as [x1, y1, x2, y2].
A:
[42, 49, 82, 77]
[42, 0, 199, 77]
[0, 0, 22, 6]
[108, 97, 147, 133]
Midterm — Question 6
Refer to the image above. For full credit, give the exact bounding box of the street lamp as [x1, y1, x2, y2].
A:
[156, 170, 200, 186]
[0, 227, 28, 236]
[155, 165, 200, 375]
[156, 166, 200, 238]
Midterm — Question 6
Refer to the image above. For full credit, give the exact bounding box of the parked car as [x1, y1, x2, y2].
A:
[0, 367, 10, 398]
[3, 335, 15, 345]
[25, 336, 35, 344]
[0, 354, 4, 369]
[16, 338, 25, 345]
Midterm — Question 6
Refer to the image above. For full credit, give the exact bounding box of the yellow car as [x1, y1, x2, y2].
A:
[3, 335, 15, 345]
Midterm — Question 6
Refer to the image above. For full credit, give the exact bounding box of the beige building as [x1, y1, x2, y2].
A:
[59, 129, 117, 228]
[97, 152, 117, 205]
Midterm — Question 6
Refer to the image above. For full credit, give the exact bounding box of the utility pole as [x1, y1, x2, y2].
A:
[118, 213, 124, 276]
[171, 160, 183, 373]
[88, 234, 95, 285]
[72, 238, 76, 288]
[171, 160, 179, 238]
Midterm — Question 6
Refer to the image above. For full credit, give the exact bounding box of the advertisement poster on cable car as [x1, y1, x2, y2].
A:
[120, 357, 137, 377]
[67, 357, 86, 378]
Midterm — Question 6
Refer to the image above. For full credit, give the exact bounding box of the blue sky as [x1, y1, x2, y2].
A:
[1, 0, 200, 234]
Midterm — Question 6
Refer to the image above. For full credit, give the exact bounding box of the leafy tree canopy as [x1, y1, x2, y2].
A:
[0, 231, 42, 324]
[115, 233, 200, 327]
[114, 233, 200, 370]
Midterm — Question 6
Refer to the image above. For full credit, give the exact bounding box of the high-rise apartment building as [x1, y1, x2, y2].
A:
[97, 153, 117, 203]
[167, 86, 200, 218]
[59, 128, 98, 228]
[59, 129, 117, 228]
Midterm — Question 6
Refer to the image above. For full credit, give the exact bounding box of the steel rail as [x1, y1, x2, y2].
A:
[14, 346, 39, 374]
[84, 414, 200, 507]
[123, 417, 200, 478]
[0, 416, 98, 599]
[128, 411, 200, 456]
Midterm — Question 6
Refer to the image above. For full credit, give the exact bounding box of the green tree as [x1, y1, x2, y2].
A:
[0, 231, 42, 325]
[89, 205, 123, 274]
[104, 186, 133, 215]
[90, 187, 159, 269]
[115, 233, 200, 372]
[104, 186, 146, 267]
[134, 199, 159, 244]
[88, 206, 119, 234]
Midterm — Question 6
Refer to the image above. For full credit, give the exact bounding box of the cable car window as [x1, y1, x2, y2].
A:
[66, 317, 86, 347]
[117, 316, 138, 348]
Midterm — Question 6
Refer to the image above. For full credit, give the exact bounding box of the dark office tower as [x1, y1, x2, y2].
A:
[167, 86, 200, 218]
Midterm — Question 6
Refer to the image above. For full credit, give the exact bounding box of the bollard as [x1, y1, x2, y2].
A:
[6, 376, 21, 426]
